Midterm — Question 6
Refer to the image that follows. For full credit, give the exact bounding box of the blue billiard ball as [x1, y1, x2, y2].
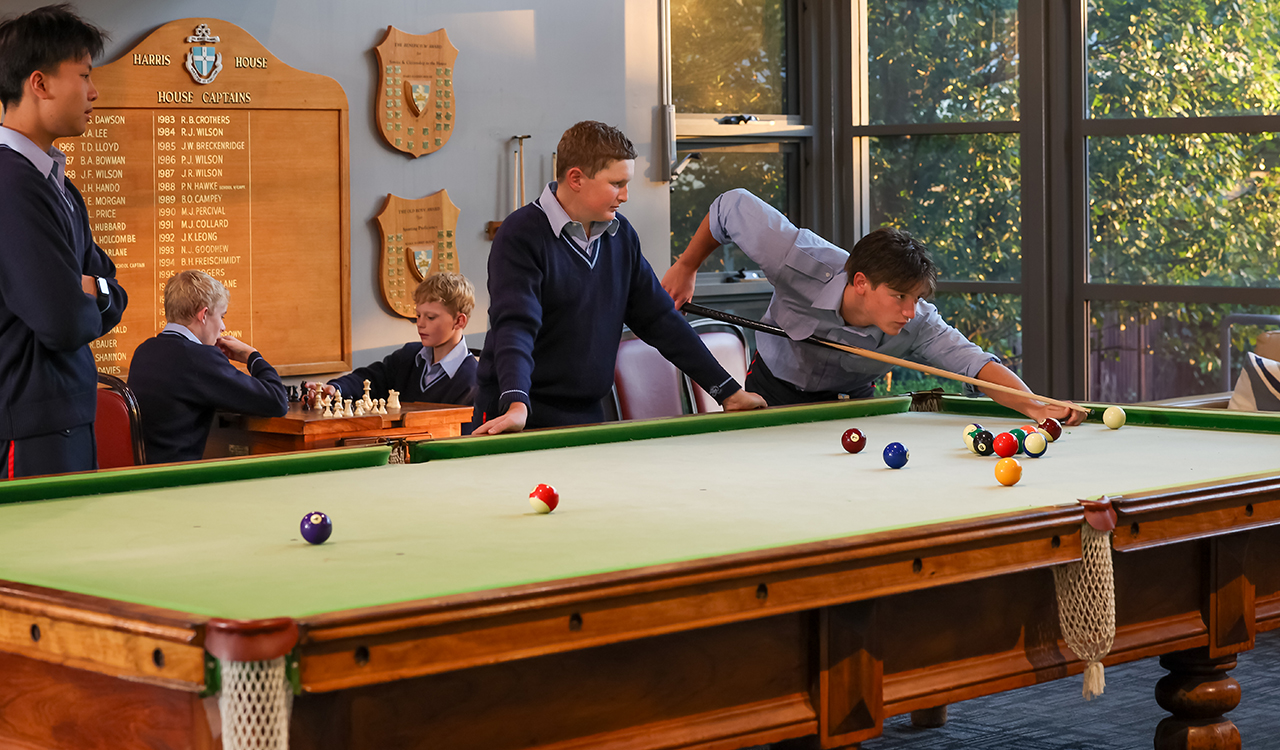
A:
[300, 511, 332, 544]
[883, 442, 909, 469]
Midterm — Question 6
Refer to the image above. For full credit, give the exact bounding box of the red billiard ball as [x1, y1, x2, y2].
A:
[529, 483, 559, 514]
[993, 432, 1019, 458]
[1037, 417, 1063, 442]
[841, 428, 867, 454]
[300, 511, 332, 545]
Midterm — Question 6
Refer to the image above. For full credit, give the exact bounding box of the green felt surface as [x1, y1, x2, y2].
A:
[2, 408, 1279, 622]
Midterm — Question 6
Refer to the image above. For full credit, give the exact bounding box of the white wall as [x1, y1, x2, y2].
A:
[5, 0, 670, 368]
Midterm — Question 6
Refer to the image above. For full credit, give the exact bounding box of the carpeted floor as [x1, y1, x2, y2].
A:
[754, 628, 1280, 749]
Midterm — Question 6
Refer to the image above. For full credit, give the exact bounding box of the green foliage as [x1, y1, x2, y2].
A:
[1090, 301, 1280, 401]
[672, 0, 788, 114]
[669, 147, 790, 270]
[868, 0, 1019, 124]
[1089, 133, 1280, 286]
[1088, 0, 1280, 118]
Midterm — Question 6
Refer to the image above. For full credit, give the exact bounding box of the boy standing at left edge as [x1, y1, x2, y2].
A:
[0, 5, 127, 478]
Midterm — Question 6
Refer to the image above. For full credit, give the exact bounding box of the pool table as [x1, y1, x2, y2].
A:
[0, 394, 1278, 750]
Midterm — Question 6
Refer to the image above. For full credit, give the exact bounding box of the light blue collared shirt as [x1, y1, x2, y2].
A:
[534, 182, 619, 262]
[160, 322, 203, 344]
[0, 126, 74, 211]
[416, 336, 470, 392]
[707, 189, 998, 394]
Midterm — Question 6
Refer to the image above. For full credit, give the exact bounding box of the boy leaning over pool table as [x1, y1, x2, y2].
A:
[471, 121, 766, 434]
[662, 189, 1085, 427]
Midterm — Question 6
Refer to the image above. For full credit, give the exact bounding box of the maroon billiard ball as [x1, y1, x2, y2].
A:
[841, 428, 867, 454]
[1037, 417, 1063, 442]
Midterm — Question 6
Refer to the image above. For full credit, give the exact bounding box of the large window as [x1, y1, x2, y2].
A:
[668, 0, 804, 280]
[665, 0, 1280, 403]
[1082, 0, 1280, 401]
[862, 0, 1024, 394]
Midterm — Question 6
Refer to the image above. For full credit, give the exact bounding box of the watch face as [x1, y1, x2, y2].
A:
[96, 277, 109, 296]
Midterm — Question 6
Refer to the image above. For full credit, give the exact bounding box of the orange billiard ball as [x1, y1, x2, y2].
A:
[995, 457, 1023, 486]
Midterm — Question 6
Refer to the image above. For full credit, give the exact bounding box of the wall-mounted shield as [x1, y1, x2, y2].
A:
[374, 27, 458, 158]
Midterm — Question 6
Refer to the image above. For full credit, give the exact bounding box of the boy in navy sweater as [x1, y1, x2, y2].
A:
[129, 271, 287, 463]
[318, 273, 478, 425]
[473, 121, 765, 434]
[0, 5, 128, 478]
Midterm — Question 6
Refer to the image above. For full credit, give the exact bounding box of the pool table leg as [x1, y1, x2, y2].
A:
[1152, 647, 1241, 750]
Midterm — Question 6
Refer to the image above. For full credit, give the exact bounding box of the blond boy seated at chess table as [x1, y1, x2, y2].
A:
[129, 270, 289, 463]
[307, 272, 478, 433]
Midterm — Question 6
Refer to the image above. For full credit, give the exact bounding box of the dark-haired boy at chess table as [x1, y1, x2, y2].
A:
[128, 270, 287, 463]
[320, 272, 478, 432]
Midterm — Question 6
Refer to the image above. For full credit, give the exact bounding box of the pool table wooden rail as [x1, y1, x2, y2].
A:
[295, 504, 1084, 693]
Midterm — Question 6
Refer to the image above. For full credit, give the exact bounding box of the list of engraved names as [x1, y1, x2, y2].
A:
[62, 109, 253, 374]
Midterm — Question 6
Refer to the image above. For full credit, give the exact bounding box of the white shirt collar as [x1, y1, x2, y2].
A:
[161, 322, 204, 344]
[415, 335, 469, 380]
[0, 126, 67, 192]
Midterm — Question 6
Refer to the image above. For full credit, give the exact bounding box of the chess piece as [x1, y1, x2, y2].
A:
[322, 398, 333, 417]
[344, 398, 354, 417]
[354, 401, 365, 417]
[377, 398, 387, 414]
[387, 390, 401, 410]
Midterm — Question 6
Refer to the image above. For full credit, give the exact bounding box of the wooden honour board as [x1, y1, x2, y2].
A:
[374, 191, 460, 318]
[56, 18, 351, 377]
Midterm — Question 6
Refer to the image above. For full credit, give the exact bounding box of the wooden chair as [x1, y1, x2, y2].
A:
[685, 319, 751, 413]
[612, 334, 687, 421]
[96, 372, 146, 468]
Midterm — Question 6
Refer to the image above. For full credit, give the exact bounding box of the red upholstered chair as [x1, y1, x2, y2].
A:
[686, 320, 751, 414]
[96, 372, 146, 468]
[613, 334, 687, 421]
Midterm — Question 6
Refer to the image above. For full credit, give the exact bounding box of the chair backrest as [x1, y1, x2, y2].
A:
[1256, 331, 1280, 362]
[687, 320, 751, 413]
[96, 372, 146, 468]
[613, 336, 686, 421]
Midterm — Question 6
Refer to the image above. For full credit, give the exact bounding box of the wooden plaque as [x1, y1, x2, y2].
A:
[374, 191, 461, 318]
[373, 27, 458, 158]
[56, 18, 351, 377]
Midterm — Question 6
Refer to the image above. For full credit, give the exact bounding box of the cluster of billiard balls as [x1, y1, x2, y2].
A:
[840, 428, 909, 469]
[961, 419, 1061, 486]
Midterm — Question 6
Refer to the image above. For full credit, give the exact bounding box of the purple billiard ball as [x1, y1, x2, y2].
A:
[300, 511, 332, 545]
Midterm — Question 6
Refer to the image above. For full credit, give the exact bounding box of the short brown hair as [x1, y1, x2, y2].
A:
[164, 270, 229, 323]
[844, 227, 938, 296]
[413, 272, 475, 317]
[555, 121, 636, 181]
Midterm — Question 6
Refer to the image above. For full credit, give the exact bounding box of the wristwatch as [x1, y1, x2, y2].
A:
[94, 276, 110, 303]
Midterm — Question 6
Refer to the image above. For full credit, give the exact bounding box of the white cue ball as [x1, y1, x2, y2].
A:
[1103, 405, 1127, 430]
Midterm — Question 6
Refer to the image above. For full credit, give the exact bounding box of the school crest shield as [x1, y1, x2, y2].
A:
[184, 24, 223, 84]
[374, 191, 461, 319]
[373, 27, 458, 158]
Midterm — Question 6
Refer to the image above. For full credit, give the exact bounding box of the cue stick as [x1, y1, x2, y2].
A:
[514, 134, 531, 206]
[682, 302, 1090, 417]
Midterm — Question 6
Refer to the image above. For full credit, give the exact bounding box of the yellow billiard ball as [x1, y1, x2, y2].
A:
[1103, 405, 1127, 430]
[995, 457, 1022, 486]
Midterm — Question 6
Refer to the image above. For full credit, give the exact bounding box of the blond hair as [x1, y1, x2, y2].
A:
[164, 270, 229, 323]
[413, 272, 475, 317]
[555, 121, 636, 181]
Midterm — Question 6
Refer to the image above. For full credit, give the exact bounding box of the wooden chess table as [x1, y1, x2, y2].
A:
[204, 401, 472, 457]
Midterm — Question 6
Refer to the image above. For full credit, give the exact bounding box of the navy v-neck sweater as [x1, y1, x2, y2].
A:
[475, 202, 739, 429]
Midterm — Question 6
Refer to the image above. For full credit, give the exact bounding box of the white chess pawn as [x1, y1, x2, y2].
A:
[344, 398, 355, 417]
[377, 398, 387, 414]
[322, 399, 333, 417]
[354, 401, 365, 417]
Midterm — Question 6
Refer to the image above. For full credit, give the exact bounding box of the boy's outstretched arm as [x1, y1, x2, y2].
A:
[662, 214, 720, 309]
[975, 361, 1087, 426]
